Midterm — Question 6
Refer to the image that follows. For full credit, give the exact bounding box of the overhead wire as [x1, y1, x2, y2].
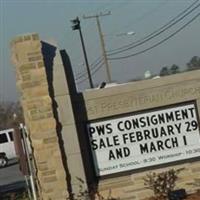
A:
[75, 56, 103, 80]
[75, 56, 102, 77]
[102, 1, 138, 35]
[108, 11, 200, 60]
[107, 0, 169, 37]
[75, 0, 200, 83]
[73, 0, 133, 81]
[76, 61, 104, 84]
[66, 0, 114, 61]
[71, 0, 115, 82]
[74, 0, 175, 84]
[106, 0, 199, 55]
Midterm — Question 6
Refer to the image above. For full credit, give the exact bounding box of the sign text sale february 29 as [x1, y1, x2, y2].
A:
[87, 102, 200, 176]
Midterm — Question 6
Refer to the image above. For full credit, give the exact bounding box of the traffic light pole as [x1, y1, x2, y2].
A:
[71, 17, 94, 88]
[78, 27, 94, 88]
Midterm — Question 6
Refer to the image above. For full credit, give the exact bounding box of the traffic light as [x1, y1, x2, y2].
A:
[71, 17, 80, 30]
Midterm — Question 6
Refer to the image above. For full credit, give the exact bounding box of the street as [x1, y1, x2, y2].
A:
[0, 159, 26, 193]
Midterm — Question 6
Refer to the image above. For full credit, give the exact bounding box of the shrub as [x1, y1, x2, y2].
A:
[67, 178, 119, 200]
[144, 169, 182, 200]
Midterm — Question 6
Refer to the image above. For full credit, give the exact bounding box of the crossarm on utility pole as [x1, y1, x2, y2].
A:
[83, 11, 112, 83]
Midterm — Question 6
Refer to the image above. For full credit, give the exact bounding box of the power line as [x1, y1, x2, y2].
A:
[107, 0, 169, 37]
[76, 62, 104, 84]
[75, 56, 102, 78]
[75, 57, 103, 80]
[108, 11, 200, 60]
[107, 0, 199, 55]
[107, 0, 199, 54]
[74, 1, 200, 83]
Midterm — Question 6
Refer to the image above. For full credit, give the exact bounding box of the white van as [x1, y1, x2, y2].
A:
[0, 127, 32, 167]
[0, 128, 16, 160]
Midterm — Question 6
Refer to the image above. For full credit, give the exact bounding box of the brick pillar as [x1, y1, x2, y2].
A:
[11, 33, 68, 200]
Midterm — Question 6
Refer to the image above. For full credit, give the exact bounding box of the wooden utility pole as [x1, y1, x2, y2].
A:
[83, 11, 112, 83]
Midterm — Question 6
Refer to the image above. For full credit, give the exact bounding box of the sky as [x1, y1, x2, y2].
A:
[0, 0, 200, 101]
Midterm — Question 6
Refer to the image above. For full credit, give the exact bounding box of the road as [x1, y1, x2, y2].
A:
[0, 159, 26, 193]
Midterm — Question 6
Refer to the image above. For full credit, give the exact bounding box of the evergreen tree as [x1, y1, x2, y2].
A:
[170, 64, 180, 74]
[160, 66, 169, 76]
[187, 56, 200, 70]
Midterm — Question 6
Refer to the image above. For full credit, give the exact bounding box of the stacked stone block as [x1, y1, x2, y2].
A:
[11, 33, 68, 200]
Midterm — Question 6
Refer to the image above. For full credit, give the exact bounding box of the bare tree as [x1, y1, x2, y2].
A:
[0, 101, 24, 130]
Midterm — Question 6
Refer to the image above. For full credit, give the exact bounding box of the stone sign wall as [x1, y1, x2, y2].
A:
[11, 32, 200, 200]
[11, 33, 68, 200]
[82, 71, 200, 199]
